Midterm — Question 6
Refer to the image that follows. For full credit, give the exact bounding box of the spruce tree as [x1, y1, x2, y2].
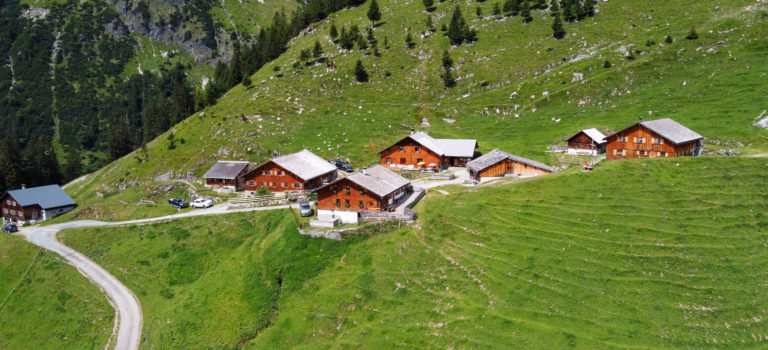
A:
[665, 35, 673, 44]
[581, 0, 594, 17]
[603, 60, 611, 68]
[502, 0, 514, 16]
[552, 9, 565, 38]
[405, 31, 415, 48]
[476, 6, 482, 17]
[426, 15, 435, 31]
[442, 68, 456, 87]
[367, 0, 382, 22]
[563, 0, 575, 21]
[447, 5, 468, 45]
[549, 0, 559, 16]
[354, 59, 369, 82]
[685, 27, 699, 40]
[493, 2, 501, 16]
[313, 40, 324, 58]
[520, 0, 532, 23]
[330, 22, 339, 40]
[534, 0, 546, 10]
[423, 0, 434, 11]
[442, 49, 453, 69]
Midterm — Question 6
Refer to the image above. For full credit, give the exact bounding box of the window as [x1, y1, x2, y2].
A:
[417, 158, 423, 164]
[399, 146, 405, 152]
[335, 199, 340, 207]
[282, 182, 288, 188]
[359, 200, 365, 209]
[370, 201, 376, 207]
[277, 170, 283, 176]
[652, 137, 664, 145]
[637, 150, 648, 156]
[2, 208, 7, 214]
[293, 183, 302, 188]
[9, 210, 15, 215]
[613, 149, 626, 156]
[659, 152, 667, 157]
[345, 186, 351, 194]
[332, 185, 337, 193]
[261, 181, 267, 186]
[635, 137, 646, 144]
[247, 181, 256, 186]
[386, 157, 391, 164]
[344, 199, 350, 208]
[415, 146, 420, 153]
[400, 158, 406, 164]
[360, 188, 365, 195]
[219, 179, 224, 183]
[5, 200, 9, 205]
[262, 170, 269, 175]
[619, 136, 627, 142]
[271, 182, 276, 187]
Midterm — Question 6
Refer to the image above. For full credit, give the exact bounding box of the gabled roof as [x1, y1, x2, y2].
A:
[467, 149, 555, 173]
[322, 165, 410, 198]
[271, 149, 336, 181]
[203, 161, 250, 179]
[568, 128, 607, 145]
[608, 118, 703, 145]
[381, 132, 477, 158]
[2, 185, 76, 209]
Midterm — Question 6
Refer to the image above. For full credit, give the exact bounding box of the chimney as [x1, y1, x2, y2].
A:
[362, 168, 367, 176]
[21, 184, 25, 189]
[639, 116, 644, 122]
[410, 128, 415, 135]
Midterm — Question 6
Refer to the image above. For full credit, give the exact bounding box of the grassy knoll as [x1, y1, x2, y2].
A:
[63, 157, 768, 348]
[0, 234, 113, 349]
[58, 0, 768, 221]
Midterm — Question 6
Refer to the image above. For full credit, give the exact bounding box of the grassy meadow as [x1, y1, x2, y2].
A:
[56, 0, 768, 221]
[61, 156, 768, 348]
[0, 234, 113, 350]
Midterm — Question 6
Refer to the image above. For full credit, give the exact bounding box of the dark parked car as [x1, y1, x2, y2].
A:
[334, 159, 353, 172]
[2, 224, 18, 233]
[168, 198, 189, 209]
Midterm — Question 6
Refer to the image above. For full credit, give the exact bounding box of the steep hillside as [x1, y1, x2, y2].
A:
[61, 0, 768, 220]
[0, 234, 113, 349]
[62, 157, 768, 348]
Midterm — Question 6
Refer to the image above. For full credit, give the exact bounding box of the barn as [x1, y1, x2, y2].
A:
[1, 185, 77, 224]
[467, 149, 555, 179]
[605, 118, 703, 160]
[566, 128, 607, 155]
[202, 161, 250, 192]
[244, 149, 337, 192]
[379, 132, 477, 170]
[315, 165, 410, 224]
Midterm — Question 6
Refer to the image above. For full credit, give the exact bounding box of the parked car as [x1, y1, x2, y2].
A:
[2, 224, 18, 233]
[168, 198, 189, 209]
[334, 159, 353, 172]
[191, 197, 213, 208]
[299, 201, 314, 217]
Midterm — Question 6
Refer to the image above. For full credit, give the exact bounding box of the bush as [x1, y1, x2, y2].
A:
[255, 186, 271, 196]
[685, 27, 699, 40]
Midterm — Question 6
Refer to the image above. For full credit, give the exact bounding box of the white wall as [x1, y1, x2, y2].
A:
[317, 209, 359, 224]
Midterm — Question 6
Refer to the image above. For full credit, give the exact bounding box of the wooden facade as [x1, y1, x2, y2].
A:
[1, 194, 36, 222]
[380, 138, 443, 169]
[244, 161, 335, 192]
[475, 159, 552, 178]
[316, 178, 407, 213]
[605, 124, 699, 160]
[567, 132, 605, 154]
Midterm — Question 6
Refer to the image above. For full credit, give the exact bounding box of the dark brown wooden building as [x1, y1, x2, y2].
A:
[566, 128, 607, 155]
[315, 165, 410, 223]
[467, 149, 555, 179]
[202, 161, 250, 191]
[605, 118, 703, 160]
[244, 149, 337, 192]
[1, 185, 77, 224]
[379, 132, 477, 170]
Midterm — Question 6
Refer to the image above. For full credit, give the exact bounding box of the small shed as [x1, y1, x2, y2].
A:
[203, 161, 250, 191]
[1, 185, 77, 224]
[566, 128, 607, 155]
[467, 149, 555, 179]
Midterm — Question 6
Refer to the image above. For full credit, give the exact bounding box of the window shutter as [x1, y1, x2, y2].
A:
[613, 149, 617, 155]
[633, 137, 637, 143]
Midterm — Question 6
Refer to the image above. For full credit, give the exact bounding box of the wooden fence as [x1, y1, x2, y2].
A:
[227, 192, 310, 209]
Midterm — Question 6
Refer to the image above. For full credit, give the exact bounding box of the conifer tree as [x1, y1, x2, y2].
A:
[426, 15, 435, 31]
[685, 27, 699, 40]
[330, 22, 339, 40]
[367, 0, 382, 22]
[493, 2, 501, 16]
[549, 0, 559, 16]
[441, 50, 456, 87]
[603, 60, 611, 68]
[313, 40, 324, 58]
[534, 0, 546, 10]
[447, 6, 468, 45]
[354, 59, 369, 82]
[521, 0, 532, 23]
[405, 31, 415, 48]
[423, 0, 434, 11]
[442, 49, 453, 69]
[665, 35, 673, 44]
[552, 9, 565, 38]
[581, 0, 594, 17]
[476, 6, 482, 17]
[562, 0, 576, 21]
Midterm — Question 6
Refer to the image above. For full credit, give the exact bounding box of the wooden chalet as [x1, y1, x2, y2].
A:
[244, 149, 337, 192]
[467, 149, 555, 179]
[315, 165, 410, 223]
[566, 128, 607, 155]
[202, 161, 250, 191]
[379, 132, 477, 170]
[605, 118, 703, 160]
[1, 185, 77, 224]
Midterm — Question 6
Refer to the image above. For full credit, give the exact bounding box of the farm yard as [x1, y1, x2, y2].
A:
[54, 156, 768, 348]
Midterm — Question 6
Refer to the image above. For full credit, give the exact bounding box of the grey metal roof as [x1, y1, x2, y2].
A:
[640, 118, 703, 144]
[399, 132, 477, 158]
[567, 128, 607, 145]
[203, 161, 250, 179]
[271, 149, 337, 181]
[4, 185, 76, 209]
[467, 149, 555, 173]
[344, 165, 411, 197]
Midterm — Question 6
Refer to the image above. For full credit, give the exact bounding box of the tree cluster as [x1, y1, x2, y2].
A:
[447, 6, 477, 45]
